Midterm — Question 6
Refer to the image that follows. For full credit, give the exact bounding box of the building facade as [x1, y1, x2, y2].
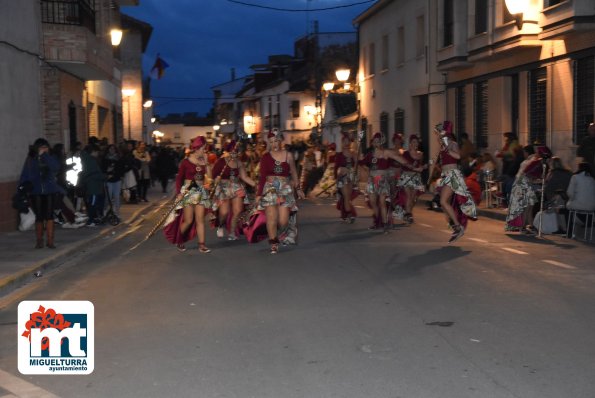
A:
[355, 0, 595, 172]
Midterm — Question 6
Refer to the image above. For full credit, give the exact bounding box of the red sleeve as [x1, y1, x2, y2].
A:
[212, 158, 225, 179]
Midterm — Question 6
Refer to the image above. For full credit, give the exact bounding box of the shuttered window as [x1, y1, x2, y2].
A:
[574, 56, 594, 144]
[394, 108, 405, 134]
[474, 81, 488, 148]
[529, 68, 547, 145]
[455, 86, 466, 141]
[444, 0, 454, 47]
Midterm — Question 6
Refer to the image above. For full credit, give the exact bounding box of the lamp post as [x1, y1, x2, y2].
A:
[122, 88, 136, 141]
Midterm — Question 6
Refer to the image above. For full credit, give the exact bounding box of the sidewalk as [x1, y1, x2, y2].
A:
[0, 188, 170, 298]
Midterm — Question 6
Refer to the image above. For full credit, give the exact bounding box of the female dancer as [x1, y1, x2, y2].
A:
[435, 121, 477, 243]
[256, 130, 304, 254]
[399, 135, 426, 224]
[334, 132, 357, 222]
[212, 140, 256, 240]
[387, 133, 405, 222]
[164, 136, 212, 253]
[505, 145, 543, 233]
[360, 133, 421, 231]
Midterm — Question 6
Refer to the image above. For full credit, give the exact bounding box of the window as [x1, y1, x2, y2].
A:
[397, 26, 405, 65]
[368, 43, 376, 75]
[443, 0, 454, 47]
[529, 68, 547, 145]
[416, 15, 425, 58]
[290, 100, 300, 119]
[455, 86, 466, 141]
[510, 74, 519, 136]
[475, 0, 487, 34]
[574, 56, 594, 144]
[394, 108, 405, 134]
[474, 80, 488, 148]
[381, 35, 389, 71]
[380, 112, 389, 147]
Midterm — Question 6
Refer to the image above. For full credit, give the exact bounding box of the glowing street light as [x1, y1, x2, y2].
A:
[143, 99, 153, 108]
[335, 69, 351, 83]
[110, 29, 123, 46]
[504, 0, 531, 14]
[323, 82, 335, 92]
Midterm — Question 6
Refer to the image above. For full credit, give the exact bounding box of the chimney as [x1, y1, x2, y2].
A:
[231, 68, 236, 81]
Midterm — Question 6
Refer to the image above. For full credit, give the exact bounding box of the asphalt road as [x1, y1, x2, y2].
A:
[0, 198, 594, 398]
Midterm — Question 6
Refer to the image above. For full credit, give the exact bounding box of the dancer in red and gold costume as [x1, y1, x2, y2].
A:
[387, 133, 405, 223]
[255, 130, 304, 254]
[212, 140, 256, 240]
[399, 134, 426, 224]
[360, 132, 422, 231]
[334, 132, 358, 222]
[163, 136, 212, 253]
[435, 121, 477, 243]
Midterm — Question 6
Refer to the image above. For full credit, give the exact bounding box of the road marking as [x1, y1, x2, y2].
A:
[542, 260, 577, 270]
[0, 369, 61, 398]
[502, 247, 528, 255]
[469, 238, 488, 243]
[419, 223, 432, 228]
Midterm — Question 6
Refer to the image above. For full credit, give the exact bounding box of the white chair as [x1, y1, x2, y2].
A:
[566, 209, 594, 241]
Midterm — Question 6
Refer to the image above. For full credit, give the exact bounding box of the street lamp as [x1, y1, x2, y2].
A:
[110, 29, 123, 46]
[122, 88, 136, 140]
[323, 82, 335, 92]
[505, 0, 531, 28]
[143, 99, 153, 108]
[335, 69, 351, 83]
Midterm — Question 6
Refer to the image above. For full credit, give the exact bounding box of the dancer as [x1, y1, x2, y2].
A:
[399, 134, 426, 224]
[388, 133, 405, 222]
[163, 136, 212, 253]
[256, 130, 304, 254]
[212, 140, 256, 240]
[435, 121, 477, 243]
[505, 145, 543, 234]
[359, 133, 422, 231]
[334, 132, 358, 222]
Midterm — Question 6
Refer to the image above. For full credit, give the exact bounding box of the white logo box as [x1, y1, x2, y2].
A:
[18, 301, 94, 375]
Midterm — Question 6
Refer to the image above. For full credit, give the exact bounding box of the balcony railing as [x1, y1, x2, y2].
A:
[41, 0, 96, 34]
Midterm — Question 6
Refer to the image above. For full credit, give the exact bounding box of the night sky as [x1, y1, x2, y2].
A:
[123, 0, 374, 117]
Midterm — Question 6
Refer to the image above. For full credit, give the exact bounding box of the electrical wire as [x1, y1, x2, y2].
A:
[227, 0, 375, 12]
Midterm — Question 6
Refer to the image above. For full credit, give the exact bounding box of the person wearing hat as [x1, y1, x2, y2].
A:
[435, 121, 477, 243]
[255, 130, 304, 254]
[19, 138, 62, 248]
[359, 132, 422, 231]
[398, 134, 427, 224]
[212, 140, 256, 240]
[334, 132, 358, 222]
[163, 136, 212, 253]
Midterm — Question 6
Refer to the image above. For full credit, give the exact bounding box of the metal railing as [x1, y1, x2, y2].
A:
[41, 0, 96, 34]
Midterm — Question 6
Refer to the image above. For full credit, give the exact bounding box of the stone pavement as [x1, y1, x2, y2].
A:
[0, 188, 170, 298]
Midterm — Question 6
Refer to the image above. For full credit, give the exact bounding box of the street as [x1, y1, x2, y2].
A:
[1, 197, 594, 398]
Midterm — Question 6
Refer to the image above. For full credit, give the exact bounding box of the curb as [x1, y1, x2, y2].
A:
[0, 200, 161, 298]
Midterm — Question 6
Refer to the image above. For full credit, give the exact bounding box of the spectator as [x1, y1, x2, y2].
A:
[80, 144, 106, 226]
[544, 157, 572, 203]
[577, 122, 595, 175]
[155, 148, 177, 193]
[133, 141, 151, 202]
[102, 144, 125, 217]
[505, 145, 542, 233]
[459, 133, 477, 169]
[496, 132, 523, 205]
[121, 142, 139, 203]
[19, 138, 61, 248]
[566, 162, 595, 212]
[463, 166, 482, 205]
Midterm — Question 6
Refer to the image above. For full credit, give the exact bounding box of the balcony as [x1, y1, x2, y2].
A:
[539, 0, 595, 40]
[41, 0, 114, 81]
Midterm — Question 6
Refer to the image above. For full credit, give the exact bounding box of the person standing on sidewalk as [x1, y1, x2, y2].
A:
[80, 144, 106, 226]
[102, 144, 125, 218]
[19, 138, 61, 248]
[133, 141, 151, 202]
